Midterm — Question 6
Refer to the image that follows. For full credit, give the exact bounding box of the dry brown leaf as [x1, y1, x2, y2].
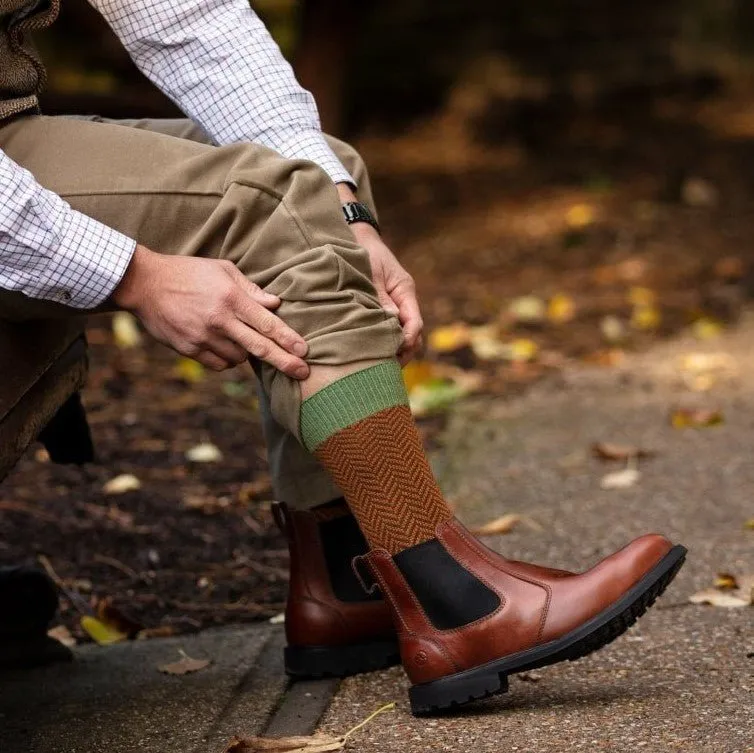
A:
[224, 736, 343, 753]
[670, 408, 724, 429]
[158, 650, 211, 675]
[689, 574, 754, 608]
[592, 442, 654, 462]
[471, 513, 522, 536]
[48, 625, 76, 647]
[137, 625, 178, 640]
[600, 468, 641, 490]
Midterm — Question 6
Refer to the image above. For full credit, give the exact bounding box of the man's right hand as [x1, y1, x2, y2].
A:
[111, 245, 309, 378]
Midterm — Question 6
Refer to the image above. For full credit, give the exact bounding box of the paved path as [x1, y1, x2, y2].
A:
[319, 319, 754, 752]
[0, 625, 287, 753]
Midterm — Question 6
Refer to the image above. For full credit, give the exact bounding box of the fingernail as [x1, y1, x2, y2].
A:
[293, 341, 308, 357]
[295, 365, 309, 379]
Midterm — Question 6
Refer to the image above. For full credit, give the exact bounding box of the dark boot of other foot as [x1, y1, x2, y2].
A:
[359, 519, 686, 715]
[273, 501, 399, 678]
[0, 565, 73, 670]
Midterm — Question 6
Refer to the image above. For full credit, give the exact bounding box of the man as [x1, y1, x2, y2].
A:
[0, 0, 686, 715]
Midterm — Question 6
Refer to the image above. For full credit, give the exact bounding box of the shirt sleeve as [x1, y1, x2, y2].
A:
[90, 0, 355, 185]
[0, 148, 136, 309]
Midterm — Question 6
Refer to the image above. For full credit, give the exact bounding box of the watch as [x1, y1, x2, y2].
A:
[342, 201, 380, 233]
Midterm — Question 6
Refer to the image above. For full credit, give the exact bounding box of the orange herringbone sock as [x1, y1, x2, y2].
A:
[314, 404, 452, 554]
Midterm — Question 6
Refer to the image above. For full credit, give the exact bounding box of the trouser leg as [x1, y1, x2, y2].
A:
[0, 115, 402, 444]
[78, 117, 378, 508]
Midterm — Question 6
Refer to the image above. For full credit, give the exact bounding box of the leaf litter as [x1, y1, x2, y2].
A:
[158, 648, 211, 675]
[689, 573, 754, 608]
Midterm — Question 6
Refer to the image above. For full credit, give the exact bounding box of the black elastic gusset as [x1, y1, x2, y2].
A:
[319, 509, 382, 603]
[394, 538, 501, 630]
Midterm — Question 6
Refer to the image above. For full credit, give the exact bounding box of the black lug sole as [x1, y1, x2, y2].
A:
[285, 639, 401, 679]
[409, 544, 687, 716]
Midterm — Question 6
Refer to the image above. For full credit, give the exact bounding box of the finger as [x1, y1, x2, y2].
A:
[195, 351, 232, 372]
[392, 285, 423, 351]
[229, 266, 281, 309]
[232, 294, 308, 358]
[209, 337, 248, 366]
[225, 320, 310, 379]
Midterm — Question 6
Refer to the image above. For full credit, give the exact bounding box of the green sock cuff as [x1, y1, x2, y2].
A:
[300, 361, 408, 451]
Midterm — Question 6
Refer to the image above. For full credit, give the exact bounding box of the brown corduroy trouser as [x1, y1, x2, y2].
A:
[0, 115, 402, 508]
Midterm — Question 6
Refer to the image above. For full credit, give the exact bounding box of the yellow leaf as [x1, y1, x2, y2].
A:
[670, 408, 724, 429]
[714, 572, 738, 590]
[566, 203, 595, 229]
[692, 317, 723, 340]
[428, 323, 471, 353]
[745, 519, 754, 530]
[689, 574, 753, 609]
[174, 357, 205, 384]
[547, 293, 575, 324]
[469, 325, 508, 361]
[402, 360, 438, 393]
[112, 312, 142, 349]
[80, 615, 127, 646]
[631, 305, 661, 331]
[509, 338, 538, 362]
[627, 287, 656, 306]
[471, 514, 522, 536]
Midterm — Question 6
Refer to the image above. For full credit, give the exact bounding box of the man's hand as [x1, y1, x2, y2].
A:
[112, 245, 310, 378]
[336, 185, 424, 365]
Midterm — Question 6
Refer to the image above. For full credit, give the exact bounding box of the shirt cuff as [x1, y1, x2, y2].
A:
[35, 210, 137, 310]
[276, 129, 356, 186]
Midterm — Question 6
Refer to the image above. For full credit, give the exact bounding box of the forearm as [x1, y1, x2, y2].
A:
[0, 149, 136, 308]
[90, 0, 354, 184]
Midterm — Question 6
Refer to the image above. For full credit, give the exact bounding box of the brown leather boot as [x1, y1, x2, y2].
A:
[273, 502, 400, 678]
[357, 519, 686, 715]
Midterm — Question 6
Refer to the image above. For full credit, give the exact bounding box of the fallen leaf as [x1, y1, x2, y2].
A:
[518, 671, 543, 683]
[96, 597, 143, 638]
[585, 348, 625, 367]
[401, 360, 438, 393]
[80, 615, 128, 646]
[714, 572, 738, 590]
[183, 493, 231, 514]
[224, 701, 395, 753]
[112, 311, 142, 349]
[592, 442, 654, 462]
[714, 256, 744, 280]
[158, 650, 211, 675]
[469, 325, 509, 360]
[627, 287, 656, 307]
[48, 625, 76, 647]
[508, 338, 538, 362]
[508, 295, 546, 323]
[269, 612, 285, 625]
[566, 203, 595, 229]
[471, 514, 522, 535]
[102, 473, 141, 495]
[174, 357, 205, 384]
[137, 625, 178, 640]
[224, 735, 343, 753]
[681, 176, 718, 207]
[547, 293, 575, 324]
[428, 322, 471, 353]
[409, 380, 466, 417]
[185, 442, 223, 463]
[745, 519, 754, 530]
[692, 317, 724, 340]
[689, 574, 753, 608]
[631, 305, 661, 331]
[600, 316, 626, 344]
[600, 468, 641, 490]
[670, 408, 724, 429]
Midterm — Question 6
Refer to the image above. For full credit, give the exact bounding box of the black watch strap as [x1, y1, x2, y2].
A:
[342, 201, 380, 233]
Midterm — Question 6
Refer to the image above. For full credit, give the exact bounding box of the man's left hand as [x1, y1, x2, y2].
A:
[337, 184, 423, 365]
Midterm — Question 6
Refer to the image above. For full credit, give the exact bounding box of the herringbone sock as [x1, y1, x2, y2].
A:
[300, 362, 452, 554]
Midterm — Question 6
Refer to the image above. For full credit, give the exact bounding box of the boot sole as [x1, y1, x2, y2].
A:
[409, 544, 687, 715]
[285, 639, 401, 679]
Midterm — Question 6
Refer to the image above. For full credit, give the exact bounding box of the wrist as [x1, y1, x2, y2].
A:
[336, 182, 358, 204]
[111, 244, 155, 311]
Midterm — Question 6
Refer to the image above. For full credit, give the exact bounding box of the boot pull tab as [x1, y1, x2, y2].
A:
[352, 554, 380, 596]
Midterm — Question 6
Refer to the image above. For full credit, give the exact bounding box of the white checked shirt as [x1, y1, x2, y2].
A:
[0, 0, 353, 309]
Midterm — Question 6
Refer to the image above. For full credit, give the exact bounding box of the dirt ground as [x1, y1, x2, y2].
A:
[2, 83, 754, 642]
